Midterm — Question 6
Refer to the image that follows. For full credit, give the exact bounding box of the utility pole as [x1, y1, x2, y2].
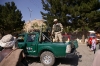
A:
[28, 7, 32, 22]
[27, 7, 33, 33]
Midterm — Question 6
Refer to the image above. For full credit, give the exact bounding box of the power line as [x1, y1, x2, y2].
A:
[29, 0, 42, 10]
[27, 7, 33, 22]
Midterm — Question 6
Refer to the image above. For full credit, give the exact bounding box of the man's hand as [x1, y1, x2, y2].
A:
[51, 34, 55, 38]
[51, 34, 54, 36]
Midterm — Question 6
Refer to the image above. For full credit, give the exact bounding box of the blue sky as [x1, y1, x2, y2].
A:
[0, 0, 44, 22]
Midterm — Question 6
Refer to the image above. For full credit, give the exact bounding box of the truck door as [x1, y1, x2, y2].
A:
[26, 34, 37, 56]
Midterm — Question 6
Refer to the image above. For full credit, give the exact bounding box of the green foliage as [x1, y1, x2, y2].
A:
[41, 0, 100, 32]
[32, 23, 39, 28]
[0, 2, 25, 34]
[32, 22, 47, 32]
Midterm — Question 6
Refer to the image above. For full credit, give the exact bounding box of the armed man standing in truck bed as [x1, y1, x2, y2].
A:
[51, 19, 63, 42]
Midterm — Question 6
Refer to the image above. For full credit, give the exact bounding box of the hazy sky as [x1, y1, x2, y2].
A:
[0, 0, 44, 22]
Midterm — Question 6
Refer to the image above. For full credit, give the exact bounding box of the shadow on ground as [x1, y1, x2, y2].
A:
[54, 54, 82, 66]
[26, 57, 41, 64]
[26, 52, 82, 66]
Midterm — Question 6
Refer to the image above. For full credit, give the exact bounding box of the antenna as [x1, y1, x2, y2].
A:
[27, 7, 32, 22]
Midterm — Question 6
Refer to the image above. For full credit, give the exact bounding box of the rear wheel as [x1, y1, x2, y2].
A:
[40, 51, 55, 66]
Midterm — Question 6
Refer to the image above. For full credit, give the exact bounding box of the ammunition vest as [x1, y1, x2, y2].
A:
[54, 23, 61, 32]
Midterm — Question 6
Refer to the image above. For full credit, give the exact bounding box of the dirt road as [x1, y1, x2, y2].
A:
[27, 44, 94, 66]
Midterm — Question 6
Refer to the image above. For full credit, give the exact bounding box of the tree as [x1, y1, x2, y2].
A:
[0, 2, 25, 35]
[66, 0, 100, 43]
[41, 0, 69, 27]
[41, 0, 100, 32]
[71, 0, 100, 30]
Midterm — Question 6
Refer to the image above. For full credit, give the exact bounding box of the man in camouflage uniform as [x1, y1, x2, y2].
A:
[52, 19, 63, 42]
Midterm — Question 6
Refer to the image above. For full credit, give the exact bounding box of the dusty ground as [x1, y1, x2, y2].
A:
[27, 44, 94, 66]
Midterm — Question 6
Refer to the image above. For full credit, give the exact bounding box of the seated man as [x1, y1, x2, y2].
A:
[0, 34, 28, 66]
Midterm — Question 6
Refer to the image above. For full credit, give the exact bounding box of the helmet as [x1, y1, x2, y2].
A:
[53, 19, 58, 22]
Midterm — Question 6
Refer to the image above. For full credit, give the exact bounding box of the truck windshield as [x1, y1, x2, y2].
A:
[27, 34, 36, 42]
[90, 33, 95, 37]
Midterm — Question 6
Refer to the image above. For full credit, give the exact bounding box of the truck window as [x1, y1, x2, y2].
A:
[27, 34, 36, 42]
[17, 35, 24, 42]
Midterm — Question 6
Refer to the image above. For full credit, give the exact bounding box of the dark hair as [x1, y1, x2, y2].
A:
[94, 27, 100, 34]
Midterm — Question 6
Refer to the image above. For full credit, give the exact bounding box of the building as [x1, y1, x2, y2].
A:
[23, 19, 47, 33]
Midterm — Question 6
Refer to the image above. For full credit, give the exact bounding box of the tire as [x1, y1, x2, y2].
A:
[22, 58, 28, 66]
[40, 51, 55, 66]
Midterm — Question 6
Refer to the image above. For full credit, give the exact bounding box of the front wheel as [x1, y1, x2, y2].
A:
[40, 51, 55, 66]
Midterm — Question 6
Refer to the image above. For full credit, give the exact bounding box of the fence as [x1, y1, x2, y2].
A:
[69, 31, 88, 44]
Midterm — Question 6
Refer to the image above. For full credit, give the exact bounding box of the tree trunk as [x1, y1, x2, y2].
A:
[82, 34, 85, 44]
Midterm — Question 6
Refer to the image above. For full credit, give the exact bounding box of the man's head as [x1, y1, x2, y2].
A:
[0, 34, 16, 48]
[53, 19, 58, 23]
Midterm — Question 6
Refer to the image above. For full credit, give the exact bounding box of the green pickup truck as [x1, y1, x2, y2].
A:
[17, 31, 78, 66]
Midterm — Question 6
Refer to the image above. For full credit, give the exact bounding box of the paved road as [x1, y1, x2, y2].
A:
[27, 44, 94, 66]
